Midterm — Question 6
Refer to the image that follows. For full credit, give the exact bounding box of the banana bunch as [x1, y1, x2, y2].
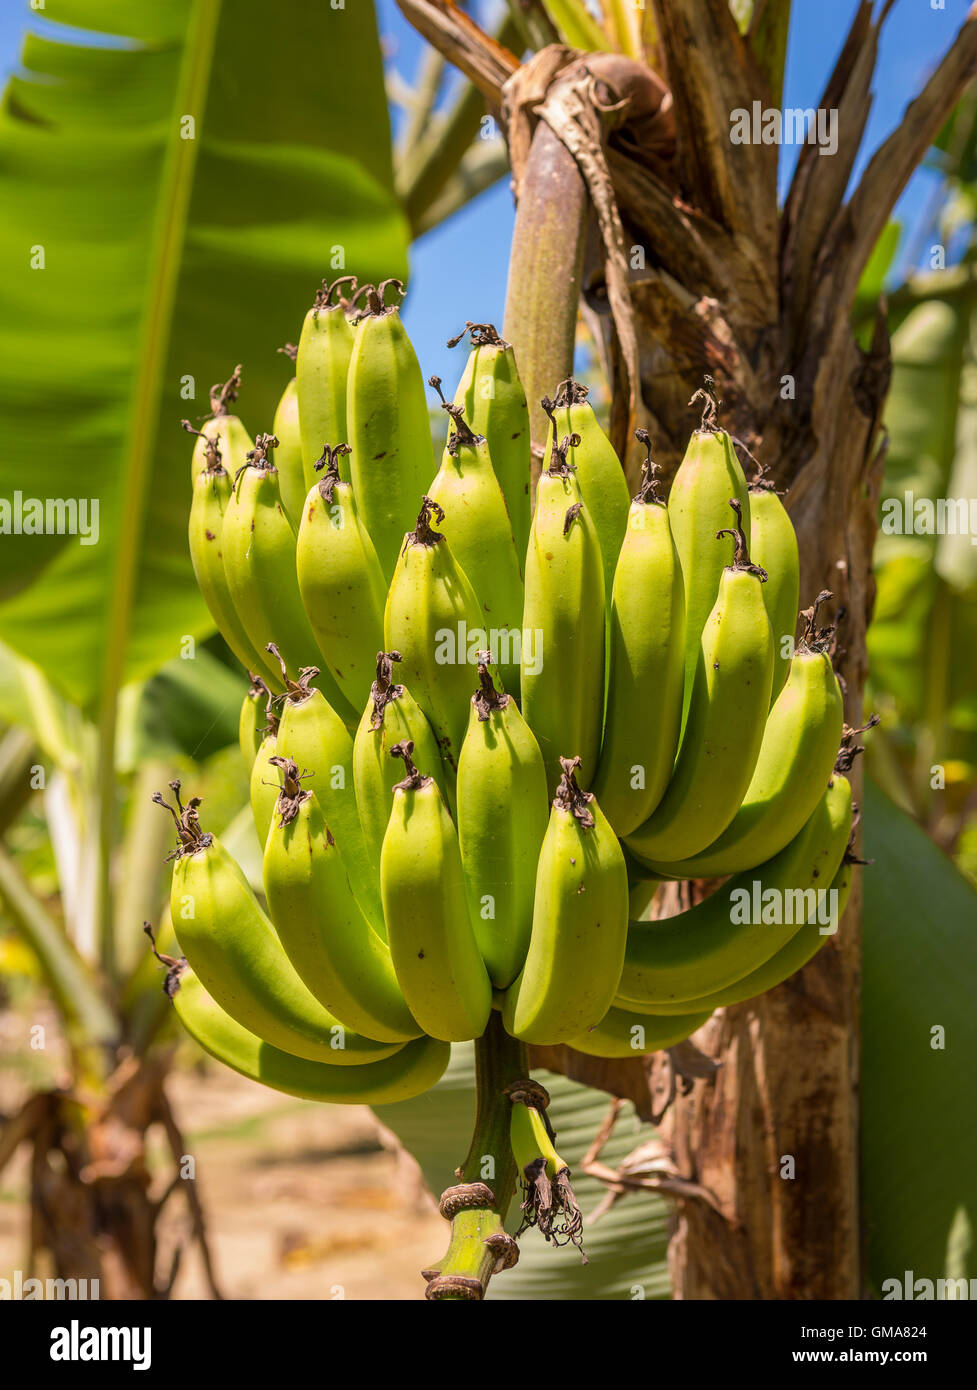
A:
[165, 285, 870, 1119]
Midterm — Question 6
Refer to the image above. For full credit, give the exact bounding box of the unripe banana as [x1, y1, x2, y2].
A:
[456, 656, 548, 989]
[448, 322, 532, 564]
[271, 344, 307, 529]
[507, 1081, 584, 1253]
[617, 771, 853, 1009]
[155, 785, 399, 1065]
[646, 592, 843, 879]
[502, 757, 629, 1045]
[542, 380, 630, 603]
[625, 501, 773, 866]
[221, 434, 356, 724]
[157, 952, 448, 1105]
[567, 1005, 712, 1058]
[353, 651, 453, 892]
[591, 431, 686, 836]
[184, 424, 280, 689]
[186, 365, 253, 484]
[383, 496, 489, 770]
[295, 443, 386, 713]
[346, 279, 435, 580]
[667, 381, 751, 732]
[379, 741, 492, 1042]
[268, 649, 382, 932]
[239, 674, 273, 777]
[616, 857, 854, 1016]
[295, 276, 357, 491]
[520, 434, 605, 797]
[748, 463, 800, 705]
[426, 377, 524, 694]
[262, 776, 420, 1043]
[250, 720, 284, 847]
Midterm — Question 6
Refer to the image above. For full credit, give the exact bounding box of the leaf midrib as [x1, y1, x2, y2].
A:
[95, 0, 223, 973]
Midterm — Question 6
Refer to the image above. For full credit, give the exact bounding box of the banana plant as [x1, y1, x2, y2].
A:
[0, 0, 407, 1296]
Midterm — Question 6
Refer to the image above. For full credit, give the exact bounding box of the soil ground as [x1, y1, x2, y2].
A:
[0, 1038, 445, 1301]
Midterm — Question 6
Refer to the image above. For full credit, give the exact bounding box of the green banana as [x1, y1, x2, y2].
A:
[295, 275, 358, 491]
[221, 434, 356, 724]
[383, 496, 489, 770]
[426, 376, 524, 694]
[616, 771, 854, 1009]
[250, 721, 284, 847]
[379, 741, 492, 1042]
[507, 1082, 584, 1253]
[157, 952, 448, 1105]
[567, 1006, 712, 1058]
[262, 772, 420, 1043]
[616, 858, 854, 1016]
[155, 784, 400, 1065]
[268, 648, 382, 932]
[667, 380, 751, 732]
[353, 651, 453, 890]
[187, 365, 253, 484]
[448, 322, 532, 565]
[184, 424, 280, 689]
[346, 279, 435, 580]
[295, 443, 387, 713]
[271, 344, 307, 529]
[591, 431, 686, 836]
[502, 757, 629, 1045]
[645, 591, 843, 879]
[455, 656, 548, 989]
[625, 500, 773, 865]
[747, 462, 800, 704]
[542, 380, 630, 603]
[238, 674, 274, 777]
[520, 433, 605, 796]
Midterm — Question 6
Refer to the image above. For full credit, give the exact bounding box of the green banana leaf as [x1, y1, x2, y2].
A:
[375, 1044, 671, 1300]
[0, 0, 408, 712]
[861, 775, 977, 1291]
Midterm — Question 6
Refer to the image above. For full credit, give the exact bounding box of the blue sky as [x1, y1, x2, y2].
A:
[0, 0, 963, 389]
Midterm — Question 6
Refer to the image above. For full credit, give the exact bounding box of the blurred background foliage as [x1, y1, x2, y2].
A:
[0, 0, 975, 1298]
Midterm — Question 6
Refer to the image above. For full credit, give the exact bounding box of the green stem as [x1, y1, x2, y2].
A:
[423, 1012, 528, 1300]
[502, 121, 589, 480]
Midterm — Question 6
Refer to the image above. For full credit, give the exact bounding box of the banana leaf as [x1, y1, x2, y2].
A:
[861, 775, 977, 1290]
[0, 0, 408, 712]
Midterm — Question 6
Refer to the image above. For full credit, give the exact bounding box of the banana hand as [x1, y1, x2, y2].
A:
[163, 957, 448, 1104]
[646, 592, 843, 879]
[157, 784, 397, 1065]
[617, 771, 853, 1008]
